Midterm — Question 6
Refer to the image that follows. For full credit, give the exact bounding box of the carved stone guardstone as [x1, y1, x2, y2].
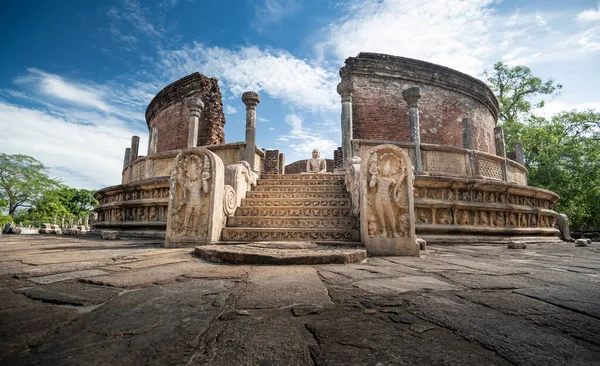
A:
[360, 144, 419, 256]
[165, 148, 225, 248]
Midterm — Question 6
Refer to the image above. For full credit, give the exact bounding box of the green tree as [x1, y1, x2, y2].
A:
[520, 111, 600, 228]
[0, 153, 60, 216]
[484, 62, 600, 229]
[483, 62, 562, 147]
[26, 186, 98, 224]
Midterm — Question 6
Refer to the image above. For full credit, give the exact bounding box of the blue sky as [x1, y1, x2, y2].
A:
[1, 0, 599, 189]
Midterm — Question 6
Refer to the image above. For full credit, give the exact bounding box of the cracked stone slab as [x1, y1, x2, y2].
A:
[0, 290, 78, 360]
[81, 261, 204, 288]
[237, 266, 333, 309]
[407, 293, 599, 365]
[515, 284, 600, 319]
[182, 263, 249, 279]
[458, 291, 600, 347]
[28, 269, 110, 284]
[438, 272, 545, 290]
[6, 280, 233, 365]
[354, 276, 457, 294]
[14, 282, 122, 306]
[304, 307, 511, 365]
[190, 310, 312, 365]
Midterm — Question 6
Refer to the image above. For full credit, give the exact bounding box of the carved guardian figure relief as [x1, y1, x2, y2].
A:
[360, 144, 418, 256]
[367, 151, 408, 238]
[165, 148, 225, 248]
[171, 154, 211, 237]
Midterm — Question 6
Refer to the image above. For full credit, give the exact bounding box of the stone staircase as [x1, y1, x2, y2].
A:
[221, 173, 361, 243]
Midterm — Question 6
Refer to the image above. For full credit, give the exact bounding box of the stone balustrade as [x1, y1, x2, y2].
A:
[121, 143, 265, 185]
[352, 139, 528, 184]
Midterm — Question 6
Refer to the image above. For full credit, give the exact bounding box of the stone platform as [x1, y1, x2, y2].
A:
[196, 242, 367, 265]
[2, 235, 600, 365]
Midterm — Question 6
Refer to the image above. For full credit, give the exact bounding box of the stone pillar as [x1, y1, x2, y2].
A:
[337, 81, 353, 167]
[494, 126, 508, 181]
[514, 142, 524, 165]
[147, 127, 158, 155]
[123, 147, 131, 169]
[264, 150, 280, 175]
[462, 118, 473, 149]
[242, 91, 260, 171]
[402, 87, 422, 173]
[129, 136, 140, 164]
[187, 98, 204, 148]
[278, 153, 285, 174]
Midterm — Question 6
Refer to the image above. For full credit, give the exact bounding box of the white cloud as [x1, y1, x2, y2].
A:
[578, 26, 600, 53]
[319, 0, 495, 76]
[576, 3, 600, 22]
[253, 0, 300, 30]
[157, 44, 339, 111]
[540, 100, 600, 118]
[0, 101, 145, 189]
[224, 105, 238, 114]
[16, 69, 111, 112]
[277, 113, 338, 162]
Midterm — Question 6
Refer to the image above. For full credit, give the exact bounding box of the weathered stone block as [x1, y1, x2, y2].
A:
[508, 241, 527, 249]
[575, 239, 588, 247]
[101, 231, 118, 240]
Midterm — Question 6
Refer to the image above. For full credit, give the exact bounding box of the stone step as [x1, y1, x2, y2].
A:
[227, 216, 357, 229]
[246, 191, 350, 199]
[196, 243, 367, 265]
[257, 179, 345, 186]
[252, 185, 347, 193]
[221, 227, 360, 242]
[235, 206, 353, 217]
[240, 198, 350, 208]
[261, 173, 345, 180]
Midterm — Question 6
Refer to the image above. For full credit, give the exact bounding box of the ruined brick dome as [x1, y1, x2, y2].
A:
[145, 73, 226, 153]
[340, 53, 499, 154]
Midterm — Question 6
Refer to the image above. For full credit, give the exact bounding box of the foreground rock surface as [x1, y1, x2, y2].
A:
[1, 235, 600, 365]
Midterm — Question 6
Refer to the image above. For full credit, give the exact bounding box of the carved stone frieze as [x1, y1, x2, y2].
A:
[242, 199, 350, 207]
[221, 229, 359, 242]
[237, 207, 352, 217]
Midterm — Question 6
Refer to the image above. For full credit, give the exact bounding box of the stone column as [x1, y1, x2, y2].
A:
[187, 98, 204, 148]
[147, 127, 158, 155]
[123, 147, 131, 169]
[402, 87, 422, 173]
[242, 91, 260, 171]
[278, 153, 285, 175]
[494, 126, 508, 181]
[514, 142, 524, 165]
[337, 81, 353, 167]
[462, 118, 473, 149]
[129, 136, 140, 164]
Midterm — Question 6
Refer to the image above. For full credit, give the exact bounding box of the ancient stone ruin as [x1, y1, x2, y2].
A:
[93, 53, 562, 264]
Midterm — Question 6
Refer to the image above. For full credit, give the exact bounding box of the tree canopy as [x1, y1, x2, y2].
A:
[484, 62, 600, 229]
[0, 153, 98, 226]
[0, 153, 60, 217]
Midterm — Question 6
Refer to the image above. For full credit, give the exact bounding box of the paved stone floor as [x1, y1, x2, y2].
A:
[1, 234, 599, 365]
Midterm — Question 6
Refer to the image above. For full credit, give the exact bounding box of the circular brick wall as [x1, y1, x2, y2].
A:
[145, 73, 226, 153]
[341, 53, 499, 154]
